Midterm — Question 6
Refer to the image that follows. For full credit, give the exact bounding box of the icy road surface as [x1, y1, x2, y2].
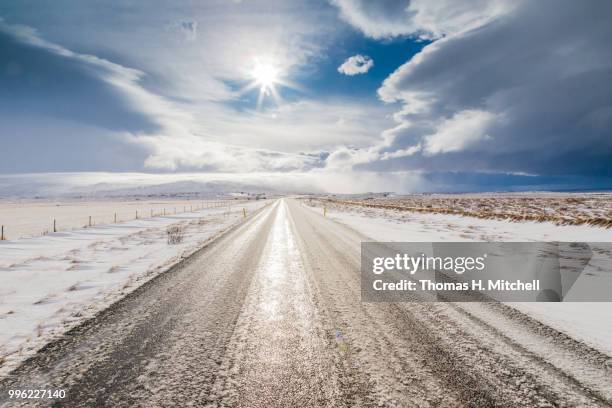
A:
[1, 199, 611, 407]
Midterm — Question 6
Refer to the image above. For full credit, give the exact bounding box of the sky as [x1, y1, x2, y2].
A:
[0, 0, 611, 193]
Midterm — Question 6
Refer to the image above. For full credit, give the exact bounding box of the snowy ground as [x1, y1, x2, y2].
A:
[330, 192, 612, 228]
[0, 200, 268, 376]
[0, 198, 241, 240]
[303, 199, 612, 356]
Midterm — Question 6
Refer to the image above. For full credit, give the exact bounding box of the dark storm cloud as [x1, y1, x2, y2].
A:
[369, 0, 612, 181]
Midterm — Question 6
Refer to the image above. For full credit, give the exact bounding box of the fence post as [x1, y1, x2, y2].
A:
[53, 219, 57, 232]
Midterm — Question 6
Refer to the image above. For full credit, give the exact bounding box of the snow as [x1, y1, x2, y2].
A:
[0, 200, 268, 376]
[305, 201, 612, 356]
[0, 199, 244, 239]
[319, 206, 612, 242]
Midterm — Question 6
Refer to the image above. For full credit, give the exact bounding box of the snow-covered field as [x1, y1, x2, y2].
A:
[0, 198, 241, 239]
[303, 198, 612, 356]
[0, 200, 268, 376]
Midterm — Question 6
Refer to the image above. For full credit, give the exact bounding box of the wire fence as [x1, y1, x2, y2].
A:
[0, 199, 253, 241]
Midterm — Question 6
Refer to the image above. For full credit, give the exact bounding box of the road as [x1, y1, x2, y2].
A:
[1, 198, 611, 407]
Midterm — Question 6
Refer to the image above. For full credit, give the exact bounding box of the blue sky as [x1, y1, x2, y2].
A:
[0, 0, 611, 193]
[228, 34, 427, 112]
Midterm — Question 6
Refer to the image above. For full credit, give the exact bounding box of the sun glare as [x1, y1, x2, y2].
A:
[243, 59, 284, 108]
[251, 62, 278, 91]
[242, 58, 298, 109]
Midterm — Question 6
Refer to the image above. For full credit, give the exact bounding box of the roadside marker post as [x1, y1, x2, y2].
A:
[243, 208, 247, 218]
[53, 219, 57, 233]
[323, 207, 327, 217]
[1, 225, 5, 240]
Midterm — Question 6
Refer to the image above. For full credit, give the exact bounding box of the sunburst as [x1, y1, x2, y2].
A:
[241, 58, 298, 109]
[251, 62, 278, 94]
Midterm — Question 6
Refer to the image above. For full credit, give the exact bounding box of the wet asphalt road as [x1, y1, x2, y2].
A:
[1, 199, 611, 407]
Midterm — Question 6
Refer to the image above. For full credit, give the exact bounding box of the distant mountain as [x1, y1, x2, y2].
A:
[0, 173, 318, 199]
[72, 180, 282, 198]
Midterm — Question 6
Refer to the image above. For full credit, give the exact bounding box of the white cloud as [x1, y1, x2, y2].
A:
[407, 0, 517, 39]
[324, 146, 381, 171]
[330, 0, 415, 39]
[337, 54, 374, 75]
[210, 100, 390, 153]
[330, 0, 517, 40]
[423, 110, 497, 155]
[380, 144, 422, 160]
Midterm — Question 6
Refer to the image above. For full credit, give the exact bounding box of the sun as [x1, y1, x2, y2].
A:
[241, 58, 299, 108]
[246, 60, 281, 108]
[251, 62, 279, 92]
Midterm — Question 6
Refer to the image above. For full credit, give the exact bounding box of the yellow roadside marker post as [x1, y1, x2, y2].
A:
[243, 208, 247, 218]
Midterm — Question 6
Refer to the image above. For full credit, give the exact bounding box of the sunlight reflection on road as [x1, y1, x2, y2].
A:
[217, 198, 334, 407]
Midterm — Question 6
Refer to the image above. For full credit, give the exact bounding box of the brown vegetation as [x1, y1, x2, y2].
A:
[319, 194, 612, 228]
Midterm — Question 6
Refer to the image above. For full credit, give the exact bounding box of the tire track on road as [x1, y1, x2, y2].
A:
[288, 198, 612, 407]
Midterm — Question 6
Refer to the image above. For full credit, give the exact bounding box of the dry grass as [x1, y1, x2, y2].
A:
[313, 193, 612, 228]
[166, 224, 185, 245]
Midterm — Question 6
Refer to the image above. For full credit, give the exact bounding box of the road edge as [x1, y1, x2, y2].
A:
[0, 200, 274, 381]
